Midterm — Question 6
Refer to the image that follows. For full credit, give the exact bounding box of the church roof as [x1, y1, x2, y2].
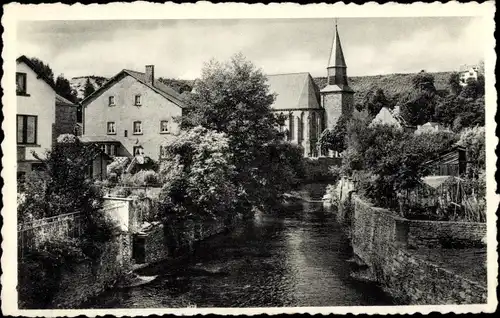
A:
[266, 72, 321, 110]
[328, 25, 347, 69]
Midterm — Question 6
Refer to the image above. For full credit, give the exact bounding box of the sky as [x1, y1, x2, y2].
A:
[16, 17, 485, 80]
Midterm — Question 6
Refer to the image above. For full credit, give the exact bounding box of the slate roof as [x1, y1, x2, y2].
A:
[328, 26, 347, 69]
[266, 72, 321, 110]
[80, 69, 185, 108]
[370, 106, 409, 128]
[56, 94, 76, 107]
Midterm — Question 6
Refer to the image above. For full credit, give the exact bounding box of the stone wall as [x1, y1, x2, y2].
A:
[50, 233, 132, 308]
[19, 232, 132, 309]
[55, 104, 78, 139]
[143, 224, 169, 264]
[137, 218, 228, 265]
[406, 220, 486, 249]
[345, 195, 487, 305]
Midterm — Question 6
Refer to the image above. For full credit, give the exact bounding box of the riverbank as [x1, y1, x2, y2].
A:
[332, 179, 487, 305]
[80, 194, 393, 308]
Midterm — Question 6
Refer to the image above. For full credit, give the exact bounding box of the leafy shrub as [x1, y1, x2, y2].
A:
[107, 172, 119, 184]
[18, 237, 88, 308]
[107, 158, 129, 177]
[114, 187, 132, 198]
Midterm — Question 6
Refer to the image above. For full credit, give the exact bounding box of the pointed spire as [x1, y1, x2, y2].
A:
[328, 21, 347, 68]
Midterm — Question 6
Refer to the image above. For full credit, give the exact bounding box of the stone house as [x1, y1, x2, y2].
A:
[81, 66, 185, 160]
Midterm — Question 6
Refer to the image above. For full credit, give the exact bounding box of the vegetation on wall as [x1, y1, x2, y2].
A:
[18, 135, 116, 308]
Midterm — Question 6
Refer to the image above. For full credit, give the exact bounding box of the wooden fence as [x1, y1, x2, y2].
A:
[17, 212, 83, 259]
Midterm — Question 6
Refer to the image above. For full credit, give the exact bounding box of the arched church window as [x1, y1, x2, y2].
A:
[297, 113, 304, 142]
[310, 112, 317, 140]
[288, 112, 294, 141]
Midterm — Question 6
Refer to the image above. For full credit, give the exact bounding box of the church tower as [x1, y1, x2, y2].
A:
[321, 22, 354, 129]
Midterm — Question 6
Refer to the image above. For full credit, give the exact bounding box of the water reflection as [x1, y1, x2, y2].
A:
[83, 186, 392, 308]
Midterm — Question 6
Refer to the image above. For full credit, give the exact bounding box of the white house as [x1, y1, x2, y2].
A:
[16, 55, 58, 177]
[16, 55, 106, 183]
[459, 64, 481, 86]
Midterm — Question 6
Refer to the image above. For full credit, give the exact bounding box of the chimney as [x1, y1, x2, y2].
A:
[145, 65, 154, 85]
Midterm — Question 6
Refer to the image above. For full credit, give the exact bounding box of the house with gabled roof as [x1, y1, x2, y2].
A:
[81, 65, 185, 160]
[16, 55, 80, 179]
[370, 106, 416, 133]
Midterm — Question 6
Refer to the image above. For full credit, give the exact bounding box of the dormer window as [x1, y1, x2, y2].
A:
[109, 96, 115, 106]
[134, 95, 141, 106]
[16, 72, 27, 95]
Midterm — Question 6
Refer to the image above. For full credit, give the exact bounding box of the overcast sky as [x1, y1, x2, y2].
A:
[16, 17, 485, 80]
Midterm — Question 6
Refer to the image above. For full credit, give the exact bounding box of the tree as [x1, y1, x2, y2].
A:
[55, 74, 77, 102]
[83, 78, 95, 98]
[448, 72, 462, 95]
[411, 72, 437, 93]
[400, 87, 437, 126]
[319, 114, 349, 153]
[364, 87, 390, 117]
[20, 134, 113, 243]
[460, 76, 485, 100]
[28, 57, 54, 84]
[158, 127, 237, 253]
[180, 53, 304, 215]
[457, 126, 485, 178]
[399, 72, 440, 126]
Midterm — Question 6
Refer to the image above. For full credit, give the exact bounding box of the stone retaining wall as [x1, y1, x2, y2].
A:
[50, 233, 132, 308]
[345, 195, 487, 304]
[406, 220, 486, 248]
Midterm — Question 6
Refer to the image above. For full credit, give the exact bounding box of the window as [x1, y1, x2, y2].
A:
[133, 146, 144, 156]
[133, 121, 142, 134]
[100, 144, 106, 153]
[124, 130, 128, 137]
[107, 122, 116, 135]
[110, 144, 116, 156]
[17, 115, 37, 144]
[160, 120, 169, 133]
[134, 95, 141, 106]
[108, 96, 115, 106]
[16, 72, 27, 95]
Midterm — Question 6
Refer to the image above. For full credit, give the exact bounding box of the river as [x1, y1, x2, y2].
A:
[83, 184, 392, 308]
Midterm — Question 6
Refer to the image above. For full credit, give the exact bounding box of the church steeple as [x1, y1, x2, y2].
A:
[327, 23, 347, 69]
[325, 22, 350, 87]
[320, 20, 354, 131]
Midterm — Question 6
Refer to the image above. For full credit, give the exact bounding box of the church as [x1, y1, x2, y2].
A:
[267, 24, 354, 157]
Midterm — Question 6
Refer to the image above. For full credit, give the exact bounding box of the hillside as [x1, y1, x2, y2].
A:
[69, 71, 454, 105]
[313, 71, 453, 105]
[70, 76, 108, 100]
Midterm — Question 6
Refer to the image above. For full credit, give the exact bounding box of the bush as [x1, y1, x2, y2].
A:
[107, 158, 130, 177]
[114, 187, 132, 198]
[18, 237, 88, 308]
